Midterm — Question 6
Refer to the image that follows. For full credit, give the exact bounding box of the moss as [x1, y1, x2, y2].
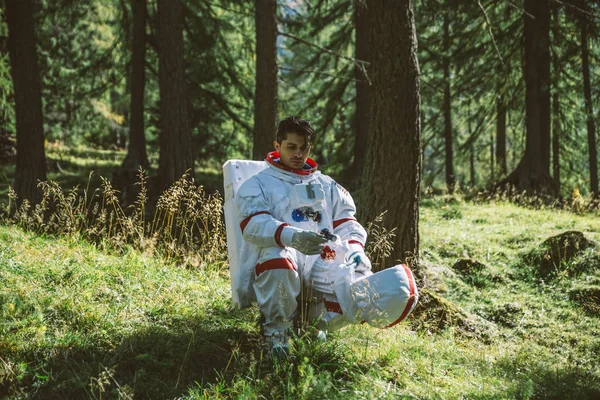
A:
[409, 288, 495, 341]
[479, 302, 525, 328]
[569, 285, 600, 316]
[452, 259, 486, 276]
[524, 231, 596, 277]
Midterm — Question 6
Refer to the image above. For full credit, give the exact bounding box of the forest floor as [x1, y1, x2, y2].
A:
[1, 147, 600, 399]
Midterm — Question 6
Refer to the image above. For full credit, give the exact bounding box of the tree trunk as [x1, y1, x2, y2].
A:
[470, 143, 476, 187]
[443, 10, 454, 193]
[496, 92, 507, 176]
[499, 0, 555, 195]
[496, 5, 510, 178]
[351, 0, 369, 181]
[157, 0, 194, 191]
[468, 101, 476, 187]
[123, 0, 149, 171]
[360, 0, 421, 268]
[552, 91, 560, 195]
[109, 72, 122, 148]
[581, 19, 598, 197]
[6, 0, 47, 204]
[552, 5, 560, 195]
[490, 130, 495, 183]
[252, 0, 278, 160]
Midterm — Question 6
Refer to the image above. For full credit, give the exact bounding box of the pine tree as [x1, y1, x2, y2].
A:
[551, 4, 561, 195]
[252, 0, 278, 160]
[501, 0, 556, 194]
[360, 0, 421, 267]
[5, 0, 46, 204]
[579, 4, 598, 197]
[157, 0, 193, 191]
[123, 0, 149, 172]
[442, 8, 454, 193]
[350, 0, 369, 183]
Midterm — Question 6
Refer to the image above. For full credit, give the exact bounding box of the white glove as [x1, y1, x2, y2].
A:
[347, 249, 372, 275]
[289, 230, 328, 255]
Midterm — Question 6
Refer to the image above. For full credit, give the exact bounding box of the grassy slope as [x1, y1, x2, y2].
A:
[1, 199, 599, 399]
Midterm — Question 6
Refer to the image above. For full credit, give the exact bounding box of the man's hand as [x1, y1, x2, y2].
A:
[347, 250, 372, 275]
[289, 231, 328, 255]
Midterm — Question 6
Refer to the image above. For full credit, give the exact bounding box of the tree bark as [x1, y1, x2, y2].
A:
[581, 18, 598, 197]
[499, 0, 555, 195]
[109, 72, 124, 148]
[496, 92, 507, 176]
[468, 101, 476, 187]
[123, 0, 149, 171]
[252, 0, 278, 160]
[490, 131, 495, 182]
[443, 10, 454, 193]
[552, 5, 560, 195]
[157, 0, 194, 191]
[496, 6, 508, 178]
[470, 142, 476, 187]
[351, 0, 369, 181]
[360, 0, 421, 267]
[6, 0, 47, 204]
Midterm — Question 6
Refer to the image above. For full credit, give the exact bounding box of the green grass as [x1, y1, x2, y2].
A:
[1, 184, 600, 398]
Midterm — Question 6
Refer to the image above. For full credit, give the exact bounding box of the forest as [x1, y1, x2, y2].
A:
[1, 0, 600, 398]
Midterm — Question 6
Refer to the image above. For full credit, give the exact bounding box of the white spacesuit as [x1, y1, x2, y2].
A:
[229, 152, 418, 338]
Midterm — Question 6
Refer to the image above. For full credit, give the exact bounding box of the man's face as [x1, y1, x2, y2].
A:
[274, 133, 312, 169]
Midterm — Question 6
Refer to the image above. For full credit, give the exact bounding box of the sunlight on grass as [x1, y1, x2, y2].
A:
[1, 190, 600, 398]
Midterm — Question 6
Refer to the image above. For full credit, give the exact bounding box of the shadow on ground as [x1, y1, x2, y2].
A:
[1, 311, 261, 399]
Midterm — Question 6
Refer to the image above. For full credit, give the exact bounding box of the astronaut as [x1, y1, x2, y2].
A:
[236, 116, 417, 355]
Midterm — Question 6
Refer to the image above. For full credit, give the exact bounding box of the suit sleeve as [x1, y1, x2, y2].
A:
[236, 178, 301, 248]
[330, 181, 368, 251]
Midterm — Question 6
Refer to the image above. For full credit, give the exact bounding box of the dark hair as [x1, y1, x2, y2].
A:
[276, 116, 316, 144]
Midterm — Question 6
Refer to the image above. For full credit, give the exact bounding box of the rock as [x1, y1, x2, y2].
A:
[528, 231, 595, 276]
[569, 285, 600, 316]
[452, 259, 486, 276]
[409, 288, 496, 341]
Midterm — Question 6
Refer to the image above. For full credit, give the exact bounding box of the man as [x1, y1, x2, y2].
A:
[236, 116, 417, 356]
[236, 116, 371, 351]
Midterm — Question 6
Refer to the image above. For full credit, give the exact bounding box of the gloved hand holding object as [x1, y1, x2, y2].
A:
[347, 249, 372, 275]
[282, 230, 328, 255]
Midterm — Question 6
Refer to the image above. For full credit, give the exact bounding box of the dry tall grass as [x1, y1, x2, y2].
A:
[4, 168, 227, 269]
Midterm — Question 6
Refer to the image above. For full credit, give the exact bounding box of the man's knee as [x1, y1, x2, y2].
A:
[255, 257, 297, 278]
[253, 257, 301, 302]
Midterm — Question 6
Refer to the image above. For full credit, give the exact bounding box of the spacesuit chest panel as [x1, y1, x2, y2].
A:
[269, 180, 333, 232]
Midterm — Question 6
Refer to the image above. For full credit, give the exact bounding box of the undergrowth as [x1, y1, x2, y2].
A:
[3, 168, 226, 269]
[1, 175, 600, 398]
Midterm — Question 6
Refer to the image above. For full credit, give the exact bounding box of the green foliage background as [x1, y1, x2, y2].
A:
[0, 0, 598, 192]
[0, 0, 600, 196]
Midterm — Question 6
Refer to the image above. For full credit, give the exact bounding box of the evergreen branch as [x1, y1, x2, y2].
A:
[277, 31, 371, 84]
[278, 31, 356, 63]
[206, 2, 253, 17]
[198, 87, 252, 133]
[550, 0, 600, 19]
[279, 76, 309, 94]
[504, 0, 535, 18]
[477, 0, 505, 66]
[279, 66, 363, 82]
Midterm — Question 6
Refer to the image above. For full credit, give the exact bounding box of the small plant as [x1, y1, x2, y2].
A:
[1, 168, 227, 269]
[441, 206, 462, 220]
[364, 211, 396, 271]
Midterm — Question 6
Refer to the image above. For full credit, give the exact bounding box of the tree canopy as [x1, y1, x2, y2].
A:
[0, 0, 598, 199]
